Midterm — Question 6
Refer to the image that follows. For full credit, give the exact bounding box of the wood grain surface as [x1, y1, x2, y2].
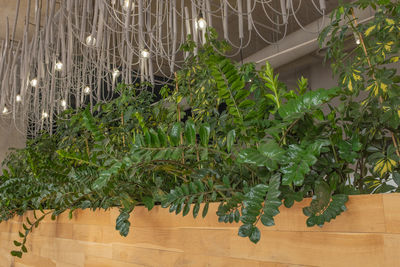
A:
[0, 194, 399, 267]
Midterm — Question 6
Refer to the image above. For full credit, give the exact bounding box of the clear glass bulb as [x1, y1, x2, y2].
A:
[2, 107, 8, 114]
[84, 86, 91, 94]
[122, 0, 135, 11]
[353, 32, 361, 45]
[141, 49, 150, 59]
[112, 69, 120, 78]
[16, 95, 22, 102]
[55, 61, 63, 71]
[61, 99, 67, 107]
[30, 78, 38, 87]
[197, 18, 207, 30]
[86, 35, 96, 46]
[42, 111, 49, 118]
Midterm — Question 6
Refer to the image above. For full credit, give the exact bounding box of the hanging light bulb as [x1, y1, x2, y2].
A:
[112, 69, 121, 79]
[141, 49, 150, 59]
[42, 111, 49, 119]
[16, 94, 22, 102]
[122, 0, 135, 11]
[84, 86, 91, 94]
[61, 99, 67, 108]
[353, 32, 361, 45]
[55, 61, 63, 71]
[197, 17, 207, 30]
[2, 107, 8, 114]
[85, 35, 96, 46]
[30, 78, 38, 87]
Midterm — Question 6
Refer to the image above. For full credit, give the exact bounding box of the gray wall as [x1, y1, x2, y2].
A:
[0, 118, 26, 172]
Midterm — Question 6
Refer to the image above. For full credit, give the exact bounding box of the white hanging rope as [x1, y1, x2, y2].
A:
[0, 0, 328, 137]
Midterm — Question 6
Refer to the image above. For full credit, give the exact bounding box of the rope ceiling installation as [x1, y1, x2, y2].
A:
[0, 0, 327, 137]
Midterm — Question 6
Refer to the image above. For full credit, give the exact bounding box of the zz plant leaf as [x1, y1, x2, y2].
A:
[303, 181, 349, 227]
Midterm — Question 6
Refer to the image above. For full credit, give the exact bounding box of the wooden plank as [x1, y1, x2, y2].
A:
[14, 254, 56, 267]
[383, 233, 400, 266]
[84, 257, 144, 267]
[0, 194, 398, 267]
[383, 194, 400, 233]
[111, 244, 310, 267]
[114, 194, 386, 233]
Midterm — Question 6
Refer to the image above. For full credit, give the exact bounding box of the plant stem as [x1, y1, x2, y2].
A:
[121, 112, 126, 148]
[350, 9, 400, 159]
[279, 119, 300, 145]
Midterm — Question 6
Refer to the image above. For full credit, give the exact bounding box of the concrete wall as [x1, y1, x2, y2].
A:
[278, 54, 400, 92]
[0, 117, 26, 172]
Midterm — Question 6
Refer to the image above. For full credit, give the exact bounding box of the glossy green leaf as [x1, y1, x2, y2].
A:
[170, 123, 182, 146]
[227, 129, 235, 153]
[184, 120, 196, 145]
[199, 124, 210, 147]
[278, 87, 339, 120]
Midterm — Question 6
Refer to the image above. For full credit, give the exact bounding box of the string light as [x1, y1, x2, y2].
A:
[55, 61, 63, 71]
[85, 35, 96, 46]
[84, 86, 91, 94]
[197, 17, 207, 30]
[141, 49, 150, 59]
[122, 0, 135, 11]
[16, 94, 22, 102]
[112, 69, 121, 79]
[30, 78, 38, 87]
[61, 99, 67, 108]
[0, 0, 330, 137]
[42, 111, 49, 119]
[353, 32, 361, 45]
[2, 107, 8, 114]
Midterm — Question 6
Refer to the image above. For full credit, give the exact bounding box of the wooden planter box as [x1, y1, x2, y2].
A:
[0, 193, 399, 267]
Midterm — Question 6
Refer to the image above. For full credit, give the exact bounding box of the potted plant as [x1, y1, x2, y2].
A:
[0, 0, 399, 262]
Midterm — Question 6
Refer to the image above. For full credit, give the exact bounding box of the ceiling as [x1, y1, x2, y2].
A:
[0, 0, 344, 63]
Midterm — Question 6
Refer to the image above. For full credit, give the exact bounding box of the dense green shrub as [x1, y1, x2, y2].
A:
[0, 0, 399, 258]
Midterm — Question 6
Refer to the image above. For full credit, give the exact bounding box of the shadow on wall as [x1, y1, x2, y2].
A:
[0, 117, 26, 174]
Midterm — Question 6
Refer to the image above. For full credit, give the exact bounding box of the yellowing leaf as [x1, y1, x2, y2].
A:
[366, 83, 379, 96]
[390, 56, 399, 63]
[364, 25, 376, 36]
[177, 95, 183, 104]
[348, 80, 353, 92]
[386, 18, 395, 25]
[381, 83, 388, 93]
[398, 109, 400, 118]
[366, 83, 374, 91]
[384, 41, 394, 51]
[374, 158, 397, 177]
[352, 73, 362, 81]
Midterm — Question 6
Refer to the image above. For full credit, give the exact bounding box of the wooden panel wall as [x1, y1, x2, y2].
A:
[0, 194, 399, 267]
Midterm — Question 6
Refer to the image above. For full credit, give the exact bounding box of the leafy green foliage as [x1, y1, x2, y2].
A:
[1, 2, 399, 257]
[116, 209, 131, 237]
[303, 181, 348, 227]
[260, 174, 282, 227]
[278, 88, 340, 121]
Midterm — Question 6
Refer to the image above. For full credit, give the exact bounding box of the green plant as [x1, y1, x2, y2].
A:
[0, 0, 399, 257]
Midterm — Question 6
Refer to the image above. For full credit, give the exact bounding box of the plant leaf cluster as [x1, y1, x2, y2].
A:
[0, 0, 399, 257]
